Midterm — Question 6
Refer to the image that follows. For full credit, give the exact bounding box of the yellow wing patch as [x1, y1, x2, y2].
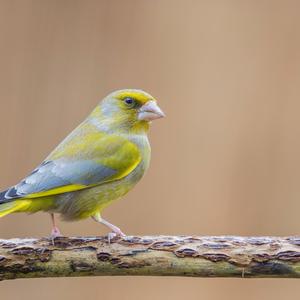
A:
[24, 184, 86, 199]
[20, 131, 142, 199]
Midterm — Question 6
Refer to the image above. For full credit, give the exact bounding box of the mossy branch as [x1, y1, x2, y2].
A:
[0, 235, 300, 280]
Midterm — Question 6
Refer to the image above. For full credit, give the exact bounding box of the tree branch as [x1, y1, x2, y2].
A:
[0, 235, 300, 280]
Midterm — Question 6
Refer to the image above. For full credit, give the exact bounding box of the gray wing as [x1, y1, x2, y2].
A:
[0, 159, 117, 202]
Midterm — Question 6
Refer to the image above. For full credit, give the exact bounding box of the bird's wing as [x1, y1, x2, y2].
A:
[0, 132, 141, 201]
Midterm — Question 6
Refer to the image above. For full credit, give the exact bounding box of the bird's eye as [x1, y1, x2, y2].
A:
[124, 97, 135, 107]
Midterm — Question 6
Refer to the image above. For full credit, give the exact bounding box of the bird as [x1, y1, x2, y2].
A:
[0, 89, 165, 238]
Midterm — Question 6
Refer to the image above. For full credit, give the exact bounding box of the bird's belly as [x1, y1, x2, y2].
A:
[53, 159, 148, 220]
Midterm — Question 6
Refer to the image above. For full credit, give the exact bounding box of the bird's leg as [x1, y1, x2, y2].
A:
[92, 212, 125, 242]
[50, 213, 62, 238]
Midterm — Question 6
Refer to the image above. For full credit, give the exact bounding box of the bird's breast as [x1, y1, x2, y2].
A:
[125, 133, 151, 183]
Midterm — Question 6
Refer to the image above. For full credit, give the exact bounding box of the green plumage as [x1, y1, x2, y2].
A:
[0, 89, 164, 233]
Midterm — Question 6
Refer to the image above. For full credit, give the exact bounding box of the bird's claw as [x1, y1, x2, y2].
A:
[106, 229, 126, 244]
[50, 227, 62, 245]
[51, 227, 62, 237]
[106, 232, 117, 243]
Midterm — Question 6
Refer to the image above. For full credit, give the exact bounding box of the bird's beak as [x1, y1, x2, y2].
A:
[138, 101, 166, 121]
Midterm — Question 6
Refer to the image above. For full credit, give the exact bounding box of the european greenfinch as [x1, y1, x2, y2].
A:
[0, 89, 165, 237]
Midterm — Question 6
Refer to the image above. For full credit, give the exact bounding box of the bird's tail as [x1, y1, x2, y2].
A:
[0, 201, 28, 217]
[0, 189, 29, 217]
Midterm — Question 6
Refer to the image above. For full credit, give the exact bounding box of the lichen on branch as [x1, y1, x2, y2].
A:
[0, 235, 300, 280]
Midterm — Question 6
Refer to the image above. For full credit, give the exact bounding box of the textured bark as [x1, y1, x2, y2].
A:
[0, 235, 300, 280]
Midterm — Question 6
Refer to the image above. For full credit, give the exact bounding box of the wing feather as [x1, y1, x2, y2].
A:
[0, 131, 141, 202]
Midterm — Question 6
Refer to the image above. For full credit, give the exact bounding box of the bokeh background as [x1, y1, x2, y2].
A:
[1, 0, 300, 299]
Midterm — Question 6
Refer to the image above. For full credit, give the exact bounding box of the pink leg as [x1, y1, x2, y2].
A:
[50, 213, 62, 238]
[92, 213, 125, 241]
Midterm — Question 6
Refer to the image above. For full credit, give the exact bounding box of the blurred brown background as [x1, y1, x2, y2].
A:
[1, 0, 300, 299]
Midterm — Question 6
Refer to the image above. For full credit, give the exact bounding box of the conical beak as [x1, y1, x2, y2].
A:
[138, 101, 166, 121]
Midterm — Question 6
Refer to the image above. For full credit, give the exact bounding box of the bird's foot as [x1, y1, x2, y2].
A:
[106, 228, 126, 243]
[92, 213, 125, 243]
[51, 226, 62, 237]
[50, 227, 62, 245]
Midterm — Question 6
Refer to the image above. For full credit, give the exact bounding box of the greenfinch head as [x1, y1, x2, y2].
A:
[94, 89, 165, 132]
